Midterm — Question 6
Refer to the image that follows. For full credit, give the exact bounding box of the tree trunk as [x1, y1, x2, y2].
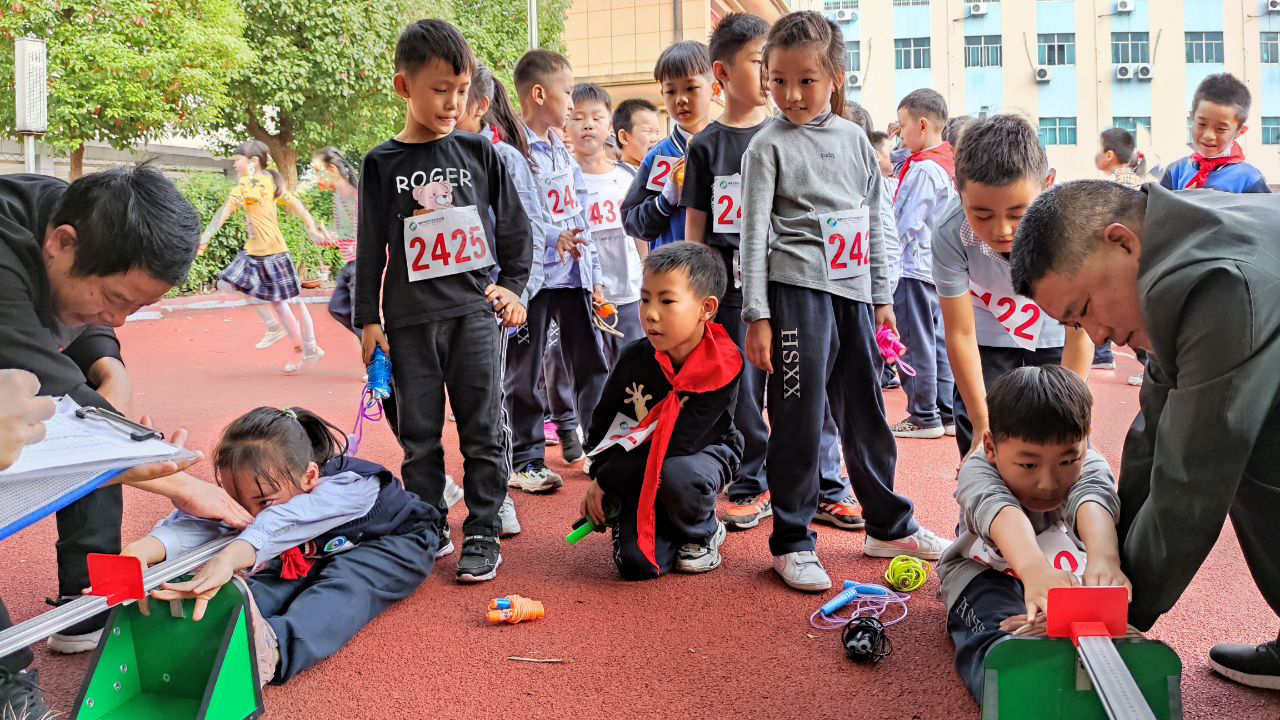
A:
[69, 143, 85, 180]
[245, 106, 298, 189]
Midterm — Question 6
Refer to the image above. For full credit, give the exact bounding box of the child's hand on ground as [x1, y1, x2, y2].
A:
[361, 324, 390, 366]
[1083, 556, 1133, 599]
[151, 554, 238, 621]
[746, 320, 774, 373]
[1020, 563, 1080, 623]
[557, 228, 588, 262]
[875, 304, 898, 337]
[486, 285, 526, 328]
[581, 480, 606, 527]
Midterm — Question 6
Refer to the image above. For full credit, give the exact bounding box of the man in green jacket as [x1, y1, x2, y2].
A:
[1010, 179, 1280, 690]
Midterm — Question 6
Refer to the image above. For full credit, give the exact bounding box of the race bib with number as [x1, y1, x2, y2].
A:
[402, 206, 494, 282]
[645, 155, 680, 191]
[587, 412, 657, 457]
[586, 190, 624, 232]
[539, 167, 581, 223]
[969, 283, 1047, 350]
[819, 208, 871, 281]
[712, 174, 743, 233]
[965, 523, 1087, 580]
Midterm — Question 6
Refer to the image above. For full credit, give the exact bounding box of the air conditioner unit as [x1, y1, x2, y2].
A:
[1268, 0, 1279, 12]
[968, 2, 988, 16]
[1134, 63, 1153, 80]
[835, 9, 855, 21]
[846, 71, 863, 88]
[1116, 0, 1134, 12]
[1115, 64, 1134, 80]
[1034, 66, 1053, 82]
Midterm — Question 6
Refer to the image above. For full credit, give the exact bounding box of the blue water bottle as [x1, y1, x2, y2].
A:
[367, 347, 393, 400]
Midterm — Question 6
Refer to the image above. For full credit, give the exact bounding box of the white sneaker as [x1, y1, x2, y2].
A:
[255, 327, 287, 349]
[676, 521, 726, 574]
[284, 345, 325, 374]
[47, 627, 102, 654]
[508, 462, 563, 493]
[889, 419, 945, 439]
[943, 423, 957, 437]
[864, 526, 950, 561]
[435, 522, 455, 559]
[442, 476, 464, 509]
[498, 495, 521, 538]
[772, 550, 832, 592]
[1128, 374, 1144, 386]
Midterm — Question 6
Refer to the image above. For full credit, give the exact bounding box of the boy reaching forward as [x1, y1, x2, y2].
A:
[939, 365, 1127, 702]
[581, 242, 743, 579]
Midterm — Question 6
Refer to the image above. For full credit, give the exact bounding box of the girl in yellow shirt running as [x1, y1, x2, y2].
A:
[201, 141, 329, 373]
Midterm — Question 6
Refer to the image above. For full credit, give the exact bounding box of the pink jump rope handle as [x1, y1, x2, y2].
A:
[876, 325, 916, 377]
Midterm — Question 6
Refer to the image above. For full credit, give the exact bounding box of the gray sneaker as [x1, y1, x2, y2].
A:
[498, 495, 521, 538]
[675, 521, 726, 574]
[772, 550, 832, 592]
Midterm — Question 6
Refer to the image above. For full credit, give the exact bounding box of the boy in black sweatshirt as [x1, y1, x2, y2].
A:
[354, 20, 532, 584]
[581, 243, 743, 579]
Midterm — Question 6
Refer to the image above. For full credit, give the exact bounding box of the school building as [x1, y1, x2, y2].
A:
[567, 0, 1280, 184]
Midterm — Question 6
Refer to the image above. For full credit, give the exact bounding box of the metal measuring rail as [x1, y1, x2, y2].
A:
[1077, 634, 1159, 720]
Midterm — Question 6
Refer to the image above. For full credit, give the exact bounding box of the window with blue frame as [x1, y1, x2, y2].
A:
[1185, 31, 1224, 64]
[964, 35, 1002, 67]
[1037, 33, 1075, 65]
[1112, 117, 1152, 134]
[895, 38, 931, 69]
[847, 41, 861, 72]
[1263, 118, 1280, 145]
[823, 0, 859, 9]
[1111, 32, 1150, 64]
[1262, 32, 1279, 64]
[1039, 117, 1077, 146]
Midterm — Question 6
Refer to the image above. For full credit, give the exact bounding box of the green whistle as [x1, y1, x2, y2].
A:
[565, 517, 602, 545]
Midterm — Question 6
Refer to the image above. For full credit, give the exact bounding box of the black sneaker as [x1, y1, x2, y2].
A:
[435, 520, 455, 559]
[1209, 638, 1280, 690]
[45, 595, 105, 654]
[456, 536, 502, 583]
[0, 668, 51, 720]
[560, 429, 585, 464]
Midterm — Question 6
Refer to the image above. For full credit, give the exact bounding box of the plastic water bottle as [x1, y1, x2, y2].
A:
[367, 348, 392, 400]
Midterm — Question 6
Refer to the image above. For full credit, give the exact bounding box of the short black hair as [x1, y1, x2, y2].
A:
[572, 82, 612, 112]
[654, 40, 712, 83]
[644, 242, 725, 299]
[987, 365, 1092, 445]
[614, 98, 658, 136]
[1100, 127, 1137, 163]
[897, 88, 947, 127]
[867, 130, 889, 151]
[709, 13, 770, 65]
[215, 406, 346, 498]
[944, 114, 973, 146]
[515, 49, 572, 97]
[954, 114, 1049, 191]
[1009, 180, 1146, 297]
[52, 165, 200, 285]
[395, 19, 474, 76]
[843, 101, 874, 136]
[1192, 72, 1251, 124]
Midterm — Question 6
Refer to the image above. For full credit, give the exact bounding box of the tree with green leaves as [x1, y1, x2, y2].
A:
[452, 0, 570, 98]
[0, 0, 251, 178]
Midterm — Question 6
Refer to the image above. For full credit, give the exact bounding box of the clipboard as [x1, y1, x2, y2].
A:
[0, 398, 197, 542]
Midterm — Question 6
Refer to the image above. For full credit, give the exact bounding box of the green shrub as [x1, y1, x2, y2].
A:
[173, 172, 345, 296]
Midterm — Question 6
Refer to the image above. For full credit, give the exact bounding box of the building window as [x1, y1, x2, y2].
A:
[1111, 31, 1150, 64]
[892, 0, 929, 6]
[895, 37, 931, 69]
[1185, 31, 1224, 64]
[1262, 32, 1279, 64]
[823, 0, 859, 9]
[964, 35, 1002, 68]
[847, 41, 861, 72]
[1039, 117, 1077, 146]
[1037, 33, 1076, 65]
[1263, 118, 1280, 145]
[1112, 116, 1152, 134]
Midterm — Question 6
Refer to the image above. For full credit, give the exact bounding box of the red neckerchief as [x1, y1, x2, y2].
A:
[487, 125, 502, 145]
[633, 322, 742, 570]
[894, 141, 955, 202]
[1186, 142, 1244, 189]
[279, 541, 316, 580]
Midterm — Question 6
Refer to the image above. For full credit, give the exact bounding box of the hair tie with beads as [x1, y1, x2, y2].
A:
[281, 407, 298, 420]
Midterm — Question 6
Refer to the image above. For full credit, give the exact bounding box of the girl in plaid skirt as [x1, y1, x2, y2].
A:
[200, 141, 328, 373]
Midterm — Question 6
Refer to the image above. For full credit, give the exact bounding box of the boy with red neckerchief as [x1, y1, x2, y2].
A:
[1159, 73, 1270, 194]
[580, 243, 743, 578]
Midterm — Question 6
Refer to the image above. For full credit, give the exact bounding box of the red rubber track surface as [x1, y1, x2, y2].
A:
[2, 307, 1276, 719]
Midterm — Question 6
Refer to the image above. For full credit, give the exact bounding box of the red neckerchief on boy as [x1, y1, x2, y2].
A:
[1186, 142, 1244, 189]
[486, 124, 502, 144]
[279, 542, 316, 580]
[894, 141, 956, 202]
[632, 322, 742, 570]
